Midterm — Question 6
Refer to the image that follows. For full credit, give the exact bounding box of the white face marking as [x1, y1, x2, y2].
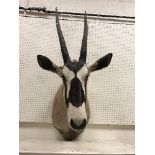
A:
[62, 66, 75, 98]
[77, 65, 89, 94]
[67, 103, 87, 130]
[62, 66, 75, 81]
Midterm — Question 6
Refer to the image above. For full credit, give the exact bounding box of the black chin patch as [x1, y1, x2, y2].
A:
[70, 119, 86, 130]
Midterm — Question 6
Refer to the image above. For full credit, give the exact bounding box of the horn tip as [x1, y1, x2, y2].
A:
[55, 7, 58, 13]
[55, 7, 58, 20]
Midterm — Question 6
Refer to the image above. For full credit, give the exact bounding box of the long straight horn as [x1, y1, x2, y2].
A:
[55, 8, 70, 63]
[79, 11, 88, 62]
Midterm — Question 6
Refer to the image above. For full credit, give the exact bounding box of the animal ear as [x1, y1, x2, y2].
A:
[88, 53, 113, 72]
[37, 55, 62, 76]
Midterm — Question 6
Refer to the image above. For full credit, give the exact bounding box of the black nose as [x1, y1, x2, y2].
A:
[70, 119, 86, 130]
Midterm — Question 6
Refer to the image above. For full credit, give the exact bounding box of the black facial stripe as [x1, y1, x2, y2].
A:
[62, 74, 88, 107]
[68, 77, 85, 107]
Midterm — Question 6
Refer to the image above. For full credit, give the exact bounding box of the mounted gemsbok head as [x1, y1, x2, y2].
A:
[37, 8, 113, 140]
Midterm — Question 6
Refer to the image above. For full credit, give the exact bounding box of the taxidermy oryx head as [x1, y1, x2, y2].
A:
[37, 8, 113, 140]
